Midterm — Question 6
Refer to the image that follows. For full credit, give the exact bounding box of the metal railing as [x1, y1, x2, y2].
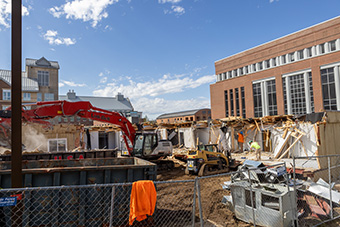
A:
[2, 155, 340, 226]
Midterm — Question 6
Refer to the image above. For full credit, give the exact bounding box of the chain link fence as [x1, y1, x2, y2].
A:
[2, 156, 340, 226]
[0, 180, 196, 227]
[293, 155, 340, 227]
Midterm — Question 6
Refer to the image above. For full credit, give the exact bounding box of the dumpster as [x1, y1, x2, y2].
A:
[0, 149, 117, 161]
[0, 157, 156, 188]
[0, 157, 157, 226]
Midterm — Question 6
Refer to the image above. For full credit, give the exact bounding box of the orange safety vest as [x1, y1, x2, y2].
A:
[238, 133, 244, 143]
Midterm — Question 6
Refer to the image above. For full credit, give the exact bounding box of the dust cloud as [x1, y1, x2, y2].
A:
[23, 126, 48, 152]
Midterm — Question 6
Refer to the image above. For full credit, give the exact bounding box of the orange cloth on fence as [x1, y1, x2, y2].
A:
[129, 180, 157, 226]
[237, 133, 244, 143]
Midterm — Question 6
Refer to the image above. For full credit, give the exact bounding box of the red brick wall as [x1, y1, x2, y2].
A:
[211, 17, 340, 119]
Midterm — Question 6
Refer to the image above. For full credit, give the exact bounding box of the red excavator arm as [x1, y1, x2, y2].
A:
[18, 100, 136, 155]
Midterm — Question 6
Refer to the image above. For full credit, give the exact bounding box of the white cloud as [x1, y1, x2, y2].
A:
[158, 0, 182, 3]
[93, 72, 214, 119]
[61, 80, 87, 87]
[93, 74, 215, 98]
[0, 0, 30, 28]
[100, 76, 108, 83]
[49, 0, 118, 27]
[134, 97, 210, 120]
[43, 30, 76, 46]
[158, 0, 185, 16]
[59, 82, 65, 87]
[171, 5, 185, 15]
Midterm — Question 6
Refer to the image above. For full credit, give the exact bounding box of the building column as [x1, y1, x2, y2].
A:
[262, 82, 268, 116]
[334, 65, 340, 110]
[286, 77, 292, 115]
[294, 51, 298, 61]
[325, 42, 330, 53]
[312, 46, 317, 56]
[336, 39, 340, 50]
[304, 72, 311, 114]
[315, 45, 320, 55]
[303, 48, 308, 58]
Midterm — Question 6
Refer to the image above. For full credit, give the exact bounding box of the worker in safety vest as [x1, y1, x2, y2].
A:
[249, 140, 261, 161]
[237, 131, 244, 152]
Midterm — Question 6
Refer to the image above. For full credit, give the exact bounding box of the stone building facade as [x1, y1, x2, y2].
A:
[0, 57, 59, 110]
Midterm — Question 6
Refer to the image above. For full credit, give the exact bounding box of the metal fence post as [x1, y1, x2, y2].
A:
[192, 178, 197, 227]
[196, 178, 204, 227]
[293, 156, 298, 227]
[247, 169, 256, 227]
[328, 157, 334, 219]
[109, 186, 115, 227]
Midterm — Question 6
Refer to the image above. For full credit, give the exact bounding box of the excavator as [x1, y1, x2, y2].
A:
[0, 100, 173, 168]
[185, 144, 237, 176]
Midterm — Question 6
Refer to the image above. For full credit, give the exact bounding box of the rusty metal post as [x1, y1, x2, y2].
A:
[11, 1, 23, 225]
[11, 0, 22, 188]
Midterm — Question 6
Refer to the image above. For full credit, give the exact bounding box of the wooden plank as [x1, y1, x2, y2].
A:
[254, 120, 261, 132]
[231, 127, 235, 150]
[274, 132, 292, 159]
[278, 134, 303, 160]
[282, 128, 288, 139]
[298, 138, 308, 157]
[313, 124, 320, 146]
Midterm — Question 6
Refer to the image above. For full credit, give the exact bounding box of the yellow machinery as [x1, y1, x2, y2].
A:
[185, 144, 233, 176]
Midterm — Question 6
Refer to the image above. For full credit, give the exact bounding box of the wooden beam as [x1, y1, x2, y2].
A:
[298, 138, 308, 157]
[254, 120, 261, 132]
[274, 132, 292, 159]
[313, 124, 320, 146]
[278, 134, 303, 160]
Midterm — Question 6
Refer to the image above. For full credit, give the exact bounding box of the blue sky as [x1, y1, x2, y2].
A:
[0, 0, 340, 119]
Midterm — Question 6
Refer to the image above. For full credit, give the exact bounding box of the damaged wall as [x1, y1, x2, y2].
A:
[318, 112, 340, 179]
[22, 124, 82, 152]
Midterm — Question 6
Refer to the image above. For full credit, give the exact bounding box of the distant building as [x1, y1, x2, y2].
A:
[156, 109, 211, 124]
[58, 90, 141, 125]
[211, 16, 340, 119]
[0, 57, 59, 110]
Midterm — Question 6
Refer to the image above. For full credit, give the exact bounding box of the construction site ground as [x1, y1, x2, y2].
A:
[156, 163, 251, 227]
[159, 154, 340, 227]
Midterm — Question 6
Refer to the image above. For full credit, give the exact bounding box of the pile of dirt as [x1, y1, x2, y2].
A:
[157, 165, 251, 226]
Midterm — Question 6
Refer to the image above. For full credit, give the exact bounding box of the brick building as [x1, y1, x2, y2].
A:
[0, 57, 59, 110]
[156, 109, 211, 124]
[210, 16, 340, 119]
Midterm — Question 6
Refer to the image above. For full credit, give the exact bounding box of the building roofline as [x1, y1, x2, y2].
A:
[215, 15, 340, 64]
[156, 108, 210, 119]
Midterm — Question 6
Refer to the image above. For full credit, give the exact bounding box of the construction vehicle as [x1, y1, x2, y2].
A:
[185, 144, 236, 176]
[0, 100, 173, 167]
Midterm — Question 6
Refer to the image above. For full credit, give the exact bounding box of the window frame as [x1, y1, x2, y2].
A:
[48, 138, 67, 153]
[23, 93, 31, 101]
[37, 71, 50, 86]
[2, 89, 10, 101]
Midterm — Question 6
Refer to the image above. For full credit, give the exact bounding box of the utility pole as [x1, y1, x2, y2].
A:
[11, 0, 22, 188]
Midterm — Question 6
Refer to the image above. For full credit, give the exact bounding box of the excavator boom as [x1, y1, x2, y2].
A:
[0, 100, 136, 155]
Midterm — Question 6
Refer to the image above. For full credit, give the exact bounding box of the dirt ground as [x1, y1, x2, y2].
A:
[156, 165, 251, 227]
